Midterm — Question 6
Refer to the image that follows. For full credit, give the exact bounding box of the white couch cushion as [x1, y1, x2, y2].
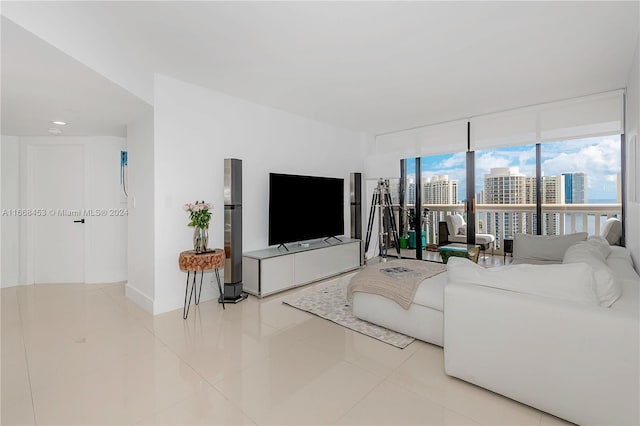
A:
[449, 233, 495, 246]
[563, 243, 621, 307]
[566, 240, 607, 262]
[586, 235, 612, 260]
[513, 232, 588, 264]
[412, 271, 448, 311]
[608, 245, 634, 264]
[446, 257, 599, 306]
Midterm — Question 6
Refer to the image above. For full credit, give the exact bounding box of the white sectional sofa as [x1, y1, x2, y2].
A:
[444, 237, 639, 426]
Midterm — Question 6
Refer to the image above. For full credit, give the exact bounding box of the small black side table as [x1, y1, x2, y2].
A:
[503, 237, 514, 261]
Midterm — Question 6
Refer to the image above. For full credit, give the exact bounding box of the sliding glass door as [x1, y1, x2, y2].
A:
[397, 153, 466, 260]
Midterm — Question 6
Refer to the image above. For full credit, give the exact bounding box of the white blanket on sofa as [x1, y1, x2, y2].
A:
[347, 260, 446, 309]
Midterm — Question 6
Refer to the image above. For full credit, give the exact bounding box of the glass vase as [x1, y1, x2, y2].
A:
[193, 227, 209, 253]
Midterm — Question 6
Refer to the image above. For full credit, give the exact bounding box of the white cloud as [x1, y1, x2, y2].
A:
[542, 138, 620, 199]
[542, 138, 620, 176]
[476, 148, 536, 178]
[415, 136, 620, 201]
[439, 152, 466, 168]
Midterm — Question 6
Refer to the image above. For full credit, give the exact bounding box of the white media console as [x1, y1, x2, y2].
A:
[243, 238, 362, 297]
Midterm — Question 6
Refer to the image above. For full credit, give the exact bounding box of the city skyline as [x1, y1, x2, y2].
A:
[405, 136, 621, 202]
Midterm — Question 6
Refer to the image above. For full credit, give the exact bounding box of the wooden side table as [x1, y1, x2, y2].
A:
[178, 249, 226, 319]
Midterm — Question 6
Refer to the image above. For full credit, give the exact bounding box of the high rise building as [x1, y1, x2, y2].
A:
[524, 177, 536, 204]
[484, 168, 527, 242]
[484, 167, 527, 204]
[541, 175, 565, 235]
[407, 179, 416, 205]
[562, 172, 587, 204]
[485, 168, 566, 236]
[423, 175, 458, 204]
[543, 175, 565, 204]
[523, 175, 565, 204]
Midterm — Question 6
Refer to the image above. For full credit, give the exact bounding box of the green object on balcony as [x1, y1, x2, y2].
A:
[399, 235, 408, 249]
[408, 230, 426, 249]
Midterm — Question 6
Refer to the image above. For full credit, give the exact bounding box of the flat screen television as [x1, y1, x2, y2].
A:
[269, 173, 344, 246]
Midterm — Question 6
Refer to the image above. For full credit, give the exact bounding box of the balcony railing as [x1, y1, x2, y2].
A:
[395, 203, 621, 253]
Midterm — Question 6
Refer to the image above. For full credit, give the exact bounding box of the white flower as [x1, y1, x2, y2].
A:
[184, 200, 211, 228]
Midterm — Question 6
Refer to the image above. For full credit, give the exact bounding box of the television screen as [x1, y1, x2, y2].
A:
[269, 173, 344, 246]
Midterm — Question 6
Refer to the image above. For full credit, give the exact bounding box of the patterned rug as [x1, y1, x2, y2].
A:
[282, 273, 415, 349]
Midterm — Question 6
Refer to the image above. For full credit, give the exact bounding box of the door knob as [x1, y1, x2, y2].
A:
[73, 219, 85, 224]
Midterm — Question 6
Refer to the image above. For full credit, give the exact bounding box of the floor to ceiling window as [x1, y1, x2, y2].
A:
[371, 91, 624, 260]
[394, 138, 623, 258]
[419, 152, 466, 244]
[540, 135, 622, 236]
[397, 153, 466, 259]
[474, 144, 537, 248]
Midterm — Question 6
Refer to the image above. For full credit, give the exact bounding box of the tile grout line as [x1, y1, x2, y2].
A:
[380, 345, 481, 423]
[135, 307, 265, 425]
[330, 375, 388, 425]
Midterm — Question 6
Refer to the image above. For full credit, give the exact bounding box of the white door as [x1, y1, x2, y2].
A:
[33, 145, 85, 283]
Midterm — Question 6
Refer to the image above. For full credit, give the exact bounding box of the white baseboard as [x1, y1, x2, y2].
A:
[125, 284, 154, 314]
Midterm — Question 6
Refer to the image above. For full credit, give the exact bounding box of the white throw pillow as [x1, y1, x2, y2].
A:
[513, 232, 588, 263]
[447, 257, 599, 306]
[458, 224, 467, 235]
[587, 235, 612, 259]
[563, 243, 621, 307]
[568, 241, 607, 262]
[601, 218, 622, 245]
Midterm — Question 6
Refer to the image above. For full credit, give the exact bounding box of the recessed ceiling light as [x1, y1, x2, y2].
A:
[48, 127, 63, 135]
[52, 120, 67, 126]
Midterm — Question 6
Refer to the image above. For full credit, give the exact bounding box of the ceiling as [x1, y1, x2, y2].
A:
[2, 1, 639, 136]
[1, 17, 151, 137]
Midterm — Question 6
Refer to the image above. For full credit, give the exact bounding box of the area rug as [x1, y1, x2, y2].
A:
[282, 273, 415, 349]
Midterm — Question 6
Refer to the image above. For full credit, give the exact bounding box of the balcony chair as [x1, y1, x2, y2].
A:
[440, 214, 495, 258]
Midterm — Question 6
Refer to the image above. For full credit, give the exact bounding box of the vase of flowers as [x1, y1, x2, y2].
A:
[184, 201, 212, 252]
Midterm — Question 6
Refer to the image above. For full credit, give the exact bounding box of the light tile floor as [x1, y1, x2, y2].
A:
[2, 261, 572, 426]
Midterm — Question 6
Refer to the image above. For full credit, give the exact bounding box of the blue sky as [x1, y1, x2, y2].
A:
[406, 136, 621, 202]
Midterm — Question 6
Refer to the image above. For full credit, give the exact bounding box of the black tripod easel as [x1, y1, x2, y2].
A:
[365, 179, 401, 261]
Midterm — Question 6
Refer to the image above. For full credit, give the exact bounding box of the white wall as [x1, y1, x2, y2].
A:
[4, 136, 128, 286]
[625, 30, 640, 270]
[126, 110, 155, 312]
[83, 139, 128, 283]
[152, 74, 365, 314]
[1, 135, 21, 287]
